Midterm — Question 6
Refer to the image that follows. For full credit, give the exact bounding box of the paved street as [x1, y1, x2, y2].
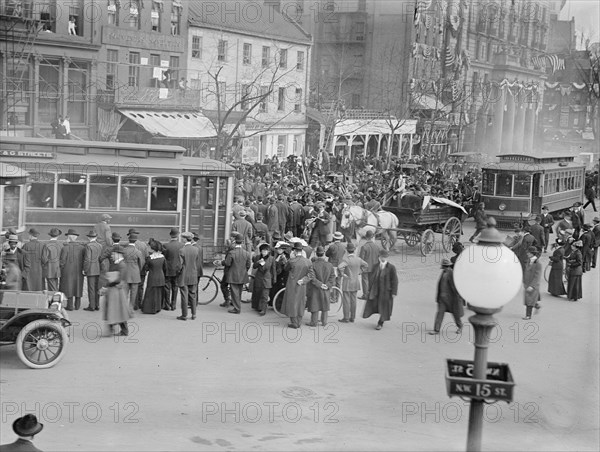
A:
[1, 220, 598, 451]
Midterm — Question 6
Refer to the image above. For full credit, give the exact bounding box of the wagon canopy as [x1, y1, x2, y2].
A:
[425, 196, 468, 215]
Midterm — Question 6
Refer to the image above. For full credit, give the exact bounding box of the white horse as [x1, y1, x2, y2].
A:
[340, 205, 399, 250]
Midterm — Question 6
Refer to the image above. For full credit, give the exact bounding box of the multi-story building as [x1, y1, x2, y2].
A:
[186, 0, 312, 162]
[0, 0, 101, 138]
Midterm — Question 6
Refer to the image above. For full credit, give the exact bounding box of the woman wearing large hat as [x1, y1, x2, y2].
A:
[251, 243, 276, 316]
[547, 238, 567, 297]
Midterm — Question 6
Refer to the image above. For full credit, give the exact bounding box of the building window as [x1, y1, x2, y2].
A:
[294, 88, 302, 112]
[38, 61, 60, 124]
[354, 21, 365, 40]
[107, 0, 118, 25]
[126, 0, 139, 29]
[68, 62, 88, 124]
[278, 87, 285, 111]
[170, 3, 181, 36]
[169, 56, 179, 88]
[57, 172, 87, 209]
[89, 175, 118, 209]
[240, 84, 250, 110]
[151, 1, 162, 32]
[68, 5, 81, 35]
[352, 93, 361, 108]
[262, 46, 270, 67]
[279, 49, 287, 68]
[192, 36, 202, 59]
[106, 50, 118, 90]
[218, 40, 227, 62]
[296, 51, 304, 70]
[5, 57, 31, 126]
[243, 43, 252, 65]
[128, 52, 140, 87]
[259, 86, 269, 112]
[150, 177, 178, 211]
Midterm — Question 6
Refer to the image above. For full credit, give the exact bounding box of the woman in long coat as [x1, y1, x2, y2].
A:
[142, 239, 166, 314]
[566, 240, 583, 301]
[102, 252, 132, 336]
[548, 239, 567, 297]
[429, 259, 464, 334]
[281, 243, 312, 329]
[362, 249, 398, 330]
[523, 246, 542, 320]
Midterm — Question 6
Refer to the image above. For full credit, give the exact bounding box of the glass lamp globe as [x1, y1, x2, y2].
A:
[454, 218, 523, 310]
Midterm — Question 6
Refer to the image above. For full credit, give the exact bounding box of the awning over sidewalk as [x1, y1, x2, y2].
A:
[334, 119, 417, 136]
[118, 109, 217, 138]
[411, 94, 451, 112]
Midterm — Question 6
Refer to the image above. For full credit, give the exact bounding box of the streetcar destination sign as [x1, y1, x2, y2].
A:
[445, 359, 515, 402]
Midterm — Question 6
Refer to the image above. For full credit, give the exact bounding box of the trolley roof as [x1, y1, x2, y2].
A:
[482, 154, 585, 172]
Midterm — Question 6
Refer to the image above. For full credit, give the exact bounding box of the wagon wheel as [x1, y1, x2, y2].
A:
[420, 229, 435, 256]
[442, 217, 462, 252]
[404, 232, 420, 247]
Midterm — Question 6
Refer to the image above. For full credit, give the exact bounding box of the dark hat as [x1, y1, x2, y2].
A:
[441, 258, 452, 267]
[169, 227, 179, 237]
[256, 212, 264, 220]
[28, 228, 40, 237]
[128, 232, 139, 240]
[452, 241, 464, 253]
[112, 232, 121, 241]
[127, 228, 140, 235]
[583, 223, 592, 230]
[271, 231, 282, 240]
[542, 205, 549, 210]
[346, 243, 356, 253]
[292, 241, 304, 251]
[192, 232, 200, 240]
[572, 202, 582, 207]
[48, 228, 62, 237]
[259, 243, 271, 252]
[86, 230, 97, 238]
[65, 228, 79, 236]
[316, 246, 325, 256]
[378, 249, 389, 258]
[234, 234, 244, 244]
[13, 414, 43, 437]
[365, 230, 374, 239]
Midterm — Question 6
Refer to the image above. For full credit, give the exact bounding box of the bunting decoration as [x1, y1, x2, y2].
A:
[544, 81, 590, 91]
[414, 0, 432, 26]
[445, 45, 456, 67]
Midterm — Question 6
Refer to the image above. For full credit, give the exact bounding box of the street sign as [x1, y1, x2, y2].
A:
[445, 359, 515, 402]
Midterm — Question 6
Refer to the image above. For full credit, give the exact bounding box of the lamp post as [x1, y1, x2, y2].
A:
[453, 218, 523, 452]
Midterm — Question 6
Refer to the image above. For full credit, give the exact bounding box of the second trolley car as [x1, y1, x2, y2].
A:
[481, 154, 585, 228]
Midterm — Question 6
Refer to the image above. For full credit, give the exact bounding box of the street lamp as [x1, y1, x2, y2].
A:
[453, 217, 523, 452]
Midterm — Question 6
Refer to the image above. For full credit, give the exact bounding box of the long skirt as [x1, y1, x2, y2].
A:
[548, 267, 567, 296]
[567, 275, 582, 301]
[142, 286, 164, 314]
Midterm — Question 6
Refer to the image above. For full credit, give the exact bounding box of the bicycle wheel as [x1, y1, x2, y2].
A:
[272, 288, 288, 317]
[197, 276, 219, 305]
[328, 287, 344, 316]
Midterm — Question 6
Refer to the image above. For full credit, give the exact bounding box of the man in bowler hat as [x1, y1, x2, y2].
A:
[59, 229, 85, 310]
[223, 233, 251, 314]
[177, 232, 201, 320]
[22, 228, 45, 291]
[0, 414, 44, 451]
[42, 228, 63, 292]
[95, 213, 113, 247]
[163, 227, 183, 310]
[83, 230, 103, 311]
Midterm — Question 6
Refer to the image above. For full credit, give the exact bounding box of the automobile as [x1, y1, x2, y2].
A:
[0, 290, 71, 369]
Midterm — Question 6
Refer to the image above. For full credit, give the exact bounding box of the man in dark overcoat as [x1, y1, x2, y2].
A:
[306, 246, 334, 326]
[266, 196, 280, 236]
[223, 234, 251, 314]
[42, 228, 63, 292]
[163, 228, 183, 310]
[21, 228, 44, 291]
[177, 232, 201, 320]
[338, 242, 367, 323]
[2, 235, 27, 289]
[592, 216, 600, 268]
[94, 213, 113, 247]
[358, 229, 380, 300]
[122, 232, 144, 310]
[59, 229, 85, 310]
[527, 215, 545, 253]
[540, 205, 554, 253]
[275, 193, 289, 236]
[362, 249, 398, 330]
[83, 230, 103, 311]
[128, 228, 149, 310]
[281, 242, 312, 329]
[428, 258, 464, 335]
[251, 243, 276, 316]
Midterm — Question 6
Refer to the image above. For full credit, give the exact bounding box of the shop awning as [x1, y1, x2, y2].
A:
[334, 119, 417, 137]
[411, 94, 451, 112]
[119, 109, 217, 138]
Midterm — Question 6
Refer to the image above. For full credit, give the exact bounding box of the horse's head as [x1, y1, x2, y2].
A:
[340, 207, 352, 229]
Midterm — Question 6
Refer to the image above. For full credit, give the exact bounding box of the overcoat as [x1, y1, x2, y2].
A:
[359, 240, 381, 272]
[548, 246, 567, 296]
[42, 240, 63, 279]
[252, 254, 276, 290]
[121, 244, 144, 284]
[338, 255, 368, 292]
[163, 239, 184, 277]
[307, 257, 334, 312]
[363, 262, 398, 321]
[21, 239, 45, 291]
[224, 247, 251, 284]
[59, 241, 85, 297]
[281, 255, 312, 317]
[523, 259, 542, 307]
[83, 240, 103, 276]
[178, 243, 201, 286]
[103, 264, 133, 325]
[436, 268, 464, 318]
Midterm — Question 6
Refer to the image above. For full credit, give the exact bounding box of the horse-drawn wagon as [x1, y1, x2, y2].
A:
[381, 194, 466, 256]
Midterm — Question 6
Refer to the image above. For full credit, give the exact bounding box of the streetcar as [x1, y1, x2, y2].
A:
[0, 137, 235, 251]
[481, 154, 585, 228]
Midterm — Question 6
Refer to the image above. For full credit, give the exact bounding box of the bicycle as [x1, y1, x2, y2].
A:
[271, 286, 344, 318]
[543, 261, 568, 285]
[196, 261, 225, 305]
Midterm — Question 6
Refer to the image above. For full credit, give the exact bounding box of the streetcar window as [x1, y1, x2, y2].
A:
[121, 176, 148, 210]
[2, 185, 22, 231]
[513, 175, 531, 197]
[150, 177, 178, 211]
[495, 174, 512, 196]
[57, 172, 87, 209]
[89, 175, 117, 209]
[482, 173, 495, 195]
[27, 172, 55, 208]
